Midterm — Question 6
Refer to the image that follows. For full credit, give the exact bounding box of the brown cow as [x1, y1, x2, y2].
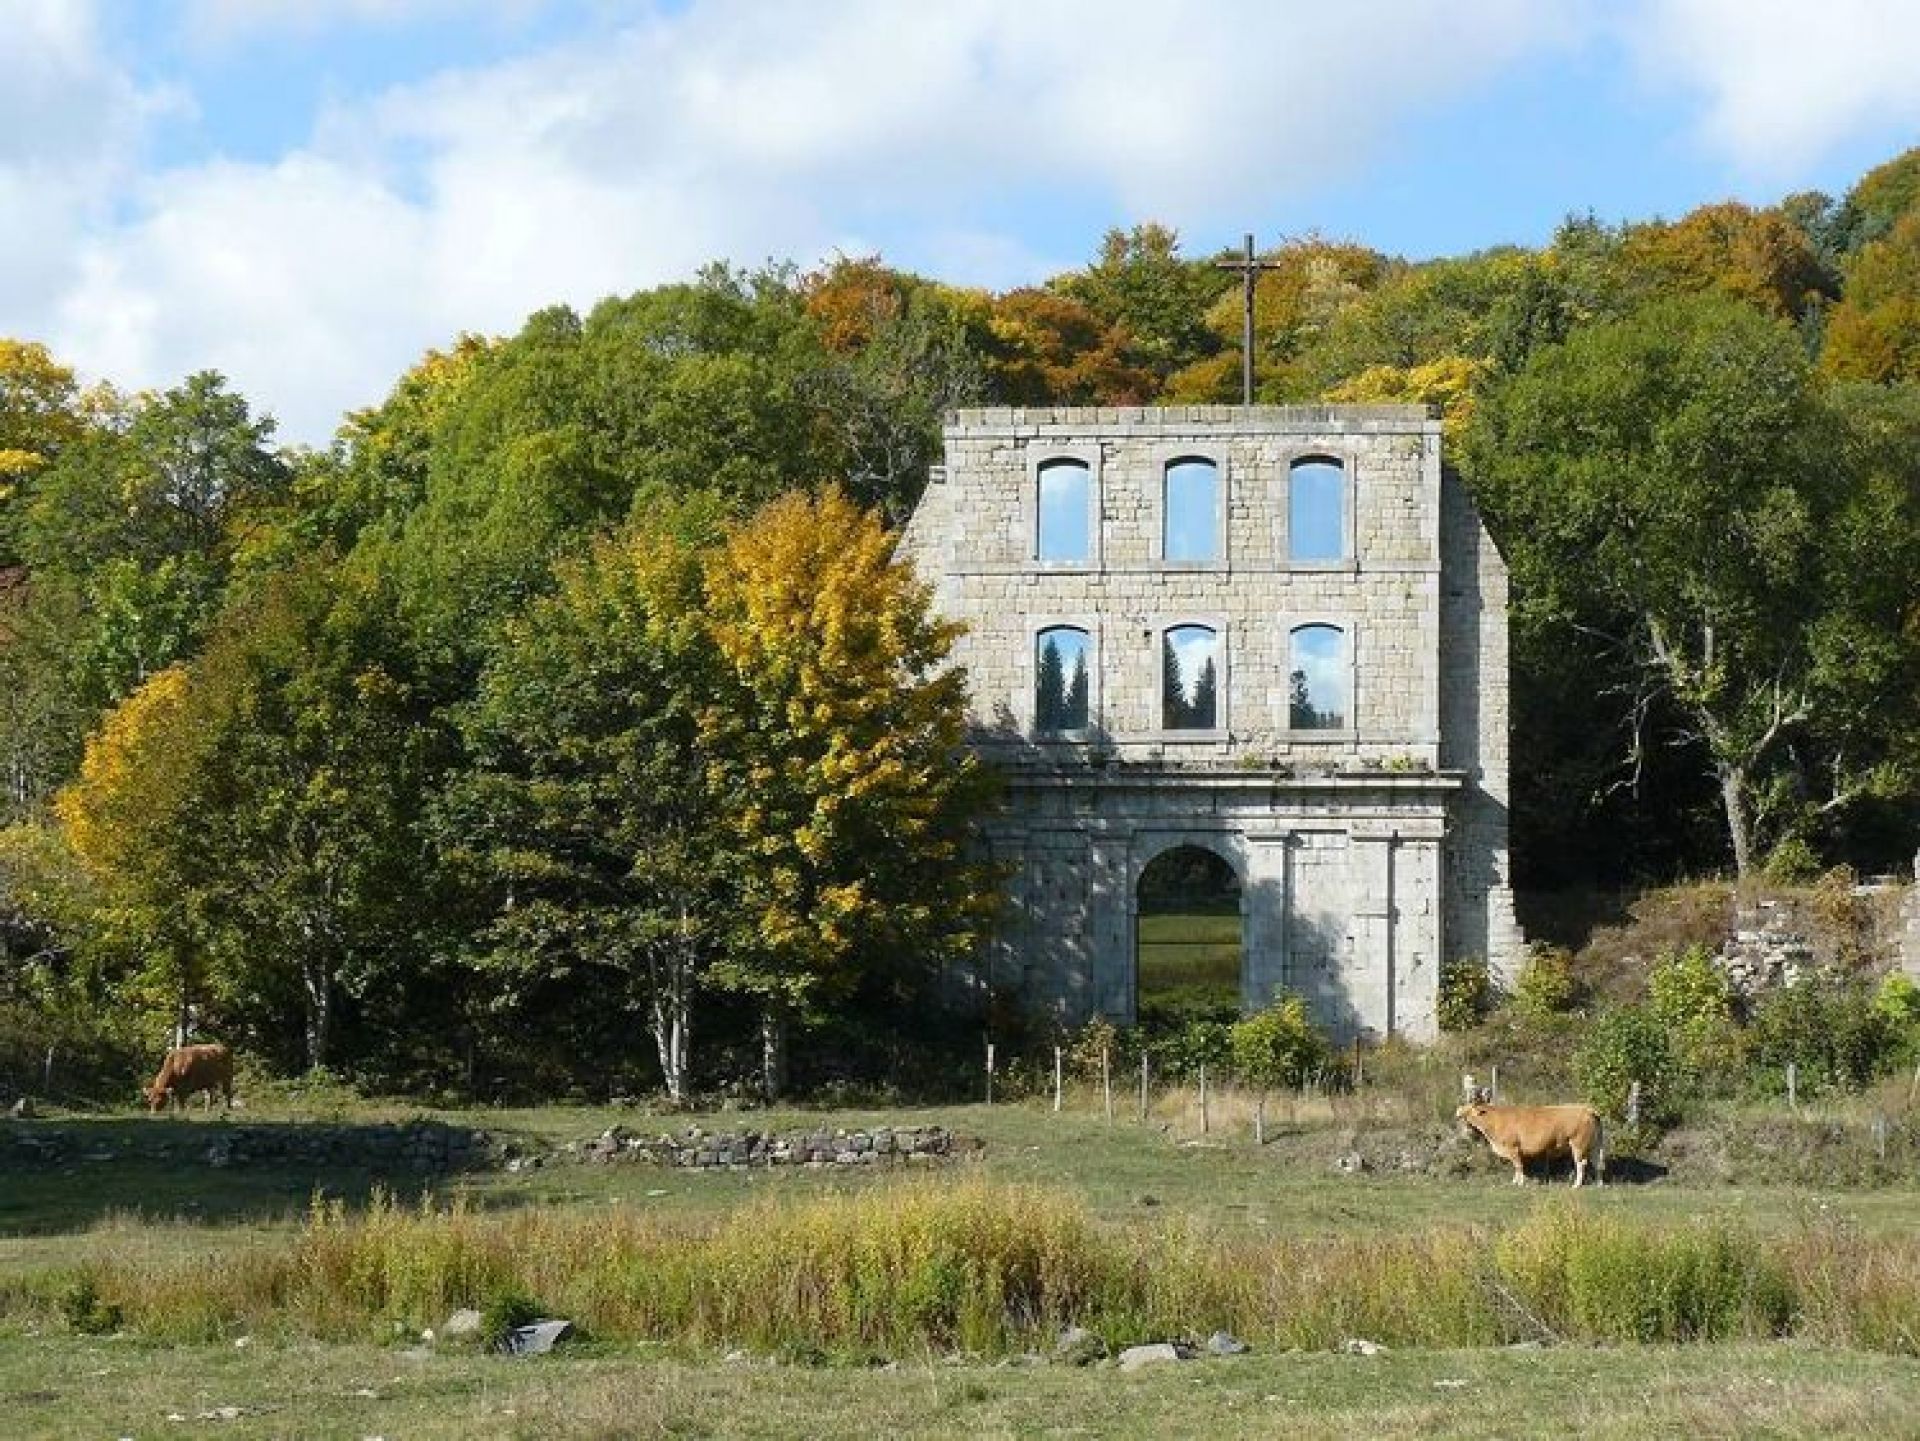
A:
[144, 1043, 234, 1114]
[1455, 1102, 1606, 1187]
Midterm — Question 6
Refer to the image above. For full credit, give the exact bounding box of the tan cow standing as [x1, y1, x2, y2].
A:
[144, 1043, 235, 1113]
[1456, 1102, 1606, 1187]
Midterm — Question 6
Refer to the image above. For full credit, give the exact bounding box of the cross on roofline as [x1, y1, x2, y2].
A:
[1215, 233, 1284, 407]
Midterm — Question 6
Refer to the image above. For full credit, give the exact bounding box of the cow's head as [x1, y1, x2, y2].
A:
[1454, 1102, 1489, 1132]
[143, 1084, 168, 1112]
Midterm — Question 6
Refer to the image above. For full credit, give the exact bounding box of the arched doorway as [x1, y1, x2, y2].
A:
[1135, 844, 1244, 1027]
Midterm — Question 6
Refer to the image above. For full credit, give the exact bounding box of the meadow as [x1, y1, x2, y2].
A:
[1, 1084, 1917, 1438]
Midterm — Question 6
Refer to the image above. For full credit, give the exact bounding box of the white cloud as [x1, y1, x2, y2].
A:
[25, 0, 1587, 443]
[1628, 0, 1920, 175]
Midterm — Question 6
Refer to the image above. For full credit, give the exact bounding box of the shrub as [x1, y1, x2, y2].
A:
[1647, 945, 1741, 1087]
[1761, 835, 1822, 884]
[1872, 973, 1920, 1069]
[1437, 955, 1497, 1032]
[1150, 1018, 1232, 1079]
[57, 1272, 123, 1336]
[1230, 994, 1330, 1092]
[1511, 944, 1580, 1023]
[479, 1283, 543, 1349]
[1573, 1004, 1682, 1125]
[1747, 977, 1894, 1096]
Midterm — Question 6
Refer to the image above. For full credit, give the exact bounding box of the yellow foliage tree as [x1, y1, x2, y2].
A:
[1822, 212, 1920, 382]
[54, 666, 212, 1042]
[0, 338, 83, 511]
[701, 488, 999, 1094]
[1324, 355, 1489, 439]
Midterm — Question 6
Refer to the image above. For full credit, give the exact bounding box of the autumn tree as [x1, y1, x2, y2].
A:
[984, 288, 1153, 405]
[1822, 212, 1920, 383]
[1617, 202, 1836, 318]
[701, 489, 999, 1096]
[0, 339, 85, 563]
[1055, 224, 1231, 389]
[54, 667, 212, 1045]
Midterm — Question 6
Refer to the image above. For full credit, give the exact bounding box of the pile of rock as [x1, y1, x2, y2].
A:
[560, 1124, 958, 1171]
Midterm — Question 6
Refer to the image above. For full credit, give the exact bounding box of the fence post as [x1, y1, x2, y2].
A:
[1786, 1061, 1798, 1111]
[1255, 1090, 1266, 1147]
[1138, 1053, 1149, 1122]
[1873, 1113, 1888, 1162]
[1462, 1072, 1477, 1105]
[1053, 1046, 1064, 1114]
[1626, 1079, 1642, 1128]
[1490, 1064, 1499, 1103]
[985, 1042, 995, 1107]
[1199, 1063, 1209, 1135]
[1102, 1046, 1114, 1123]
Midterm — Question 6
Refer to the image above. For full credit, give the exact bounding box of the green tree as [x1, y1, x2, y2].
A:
[1230, 995, 1331, 1142]
[1055, 224, 1231, 389]
[701, 489, 1000, 1097]
[1035, 634, 1067, 733]
[1464, 294, 1911, 875]
[453, 499, 727, 1100]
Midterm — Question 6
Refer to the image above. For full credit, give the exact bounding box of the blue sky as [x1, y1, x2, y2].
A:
[9, 0, 1920, 443]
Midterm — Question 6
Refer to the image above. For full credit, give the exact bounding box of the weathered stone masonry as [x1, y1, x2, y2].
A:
[901, 406, 1521, 1042]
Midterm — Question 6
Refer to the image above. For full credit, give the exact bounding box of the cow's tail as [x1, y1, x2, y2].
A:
[1593, 1110, 1607, 1186]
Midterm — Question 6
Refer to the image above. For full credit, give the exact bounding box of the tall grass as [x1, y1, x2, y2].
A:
[14, 1180, 1917, 1357]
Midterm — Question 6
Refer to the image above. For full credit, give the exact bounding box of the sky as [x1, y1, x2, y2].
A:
[10, 0, 1920, 445]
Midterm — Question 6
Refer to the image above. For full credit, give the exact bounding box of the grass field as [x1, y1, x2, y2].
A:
[2, 1094, 1916, 1436]
[1137, 909, 1242, 1014]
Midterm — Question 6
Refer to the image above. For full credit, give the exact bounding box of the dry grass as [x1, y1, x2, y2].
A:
[10, 1179, 1914, 1359]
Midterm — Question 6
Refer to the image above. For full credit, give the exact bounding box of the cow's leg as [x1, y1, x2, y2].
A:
[1572, 1152, 1587, 1188]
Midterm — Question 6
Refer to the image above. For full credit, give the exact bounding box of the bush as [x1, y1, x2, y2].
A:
[1746, 977, 1895, 1096]
[1149, 1018, 1232, 1079]
[1437, 955, 1497, 1032]
[1230, 994, 1330, 1091]
[1573, 1004, 1682, 1126]
[479, 1283, 543, 1349]
[1511, 944, 1580, 1023]
[1872, 974, 1920, 1069]
[1647, 945, 1741, 1087]
[57, 1273, 123, 1335]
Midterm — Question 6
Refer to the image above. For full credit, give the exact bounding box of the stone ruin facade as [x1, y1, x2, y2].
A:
[901, 406, 1522, 1043]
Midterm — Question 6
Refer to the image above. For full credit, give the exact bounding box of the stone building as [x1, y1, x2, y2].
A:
[900, 405, 1521, 1042]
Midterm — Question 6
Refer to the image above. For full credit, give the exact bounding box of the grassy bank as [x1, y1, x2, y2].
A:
[7, 1180, 1915, 1358]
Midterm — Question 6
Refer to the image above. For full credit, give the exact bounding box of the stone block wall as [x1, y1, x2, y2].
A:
[903, 406, 1519, 1043]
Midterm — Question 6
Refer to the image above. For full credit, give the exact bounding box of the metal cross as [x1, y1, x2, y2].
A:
[1215, 233, 1284, 407]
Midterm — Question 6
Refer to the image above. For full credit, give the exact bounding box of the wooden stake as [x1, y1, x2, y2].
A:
[985, 1042, 995, 1107]
[1199, 1063, 1210, 1135]
[1786, 1061, 1797, 1111]
[1053, 1046, 1064, 1114]
[1490, 1064, 1499, 1103]
[1255, 1090, 1266, 1147]
[1102, 1046, 1114, 1123]
[1138, 1053, 1149, 1122]
[1626, 1079, 1642, 1128]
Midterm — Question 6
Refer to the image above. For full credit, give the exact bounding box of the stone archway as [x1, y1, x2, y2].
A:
[1133, 840, 1246, 1027]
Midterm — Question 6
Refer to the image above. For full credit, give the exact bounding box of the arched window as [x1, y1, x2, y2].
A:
[1289, 624, 1348, 730]
[1289, 457, 1346, 562]
[1035, 458, 1091, 563]
[1161, 624, 1221, 731]
[1034, 626, 1091, 733]
[1162, 456, 1219, 562]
